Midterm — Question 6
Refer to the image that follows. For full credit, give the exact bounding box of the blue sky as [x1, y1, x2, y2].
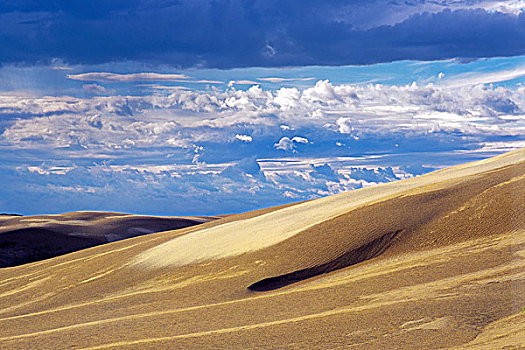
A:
[1, 1, 524, 215]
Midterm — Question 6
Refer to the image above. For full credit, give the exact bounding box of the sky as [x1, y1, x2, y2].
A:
[0, 0, 524, 216]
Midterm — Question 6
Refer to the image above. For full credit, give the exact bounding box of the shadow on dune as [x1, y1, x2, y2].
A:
[0, 214, 217, 268]
[0, 228, 101, 268]
[248, 230, 402, 291]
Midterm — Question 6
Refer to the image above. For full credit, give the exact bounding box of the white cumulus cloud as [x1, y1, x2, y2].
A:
[274, 136, 309, 151]
[235, 134, 253, 142]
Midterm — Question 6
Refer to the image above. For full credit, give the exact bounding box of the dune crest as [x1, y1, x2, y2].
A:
[0, 212, 217, 267]
[134, 148, 525, 268]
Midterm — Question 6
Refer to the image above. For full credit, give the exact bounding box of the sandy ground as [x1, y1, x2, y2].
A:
[0, 148, 524, 349]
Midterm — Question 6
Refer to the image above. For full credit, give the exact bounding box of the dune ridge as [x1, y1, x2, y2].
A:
[0, 212, 218, 267]
[134, 148, 525, 269]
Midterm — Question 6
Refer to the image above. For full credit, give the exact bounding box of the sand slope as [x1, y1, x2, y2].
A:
[0, 148, 524, 349]
[0, 212, 217, 267]
[134, 148, 525, 268]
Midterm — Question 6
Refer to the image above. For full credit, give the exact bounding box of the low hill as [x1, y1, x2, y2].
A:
[1, 148, 524, 349]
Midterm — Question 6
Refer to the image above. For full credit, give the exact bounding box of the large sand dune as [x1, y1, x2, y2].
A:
[0, 148, 524, 349]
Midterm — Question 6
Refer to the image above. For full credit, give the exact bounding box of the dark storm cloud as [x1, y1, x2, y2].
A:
[0, 1, 524, 68]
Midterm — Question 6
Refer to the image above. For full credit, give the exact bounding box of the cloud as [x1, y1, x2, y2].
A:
[274, 136, 309, 151]
[441, 66, 525, 87]
[139, 84, 192, 91]
[2, 79, 524, 155]
[228, 80, 260, 87]
[1, 3, 524, 68]
[51, 66, 73, 71]
[258, 77, 315, 83]
[0, 77, 524, 215]
[274, 137, 294, 151]
[0, 158, 401, 215]
[187, 80, 223, 84]
[221, 157, 265, 181]
[291, 136, 309, 144]
[310, 163, 340, 182]
[479, 1, 525, 15]
[235, 134, 253, 142]
[67, 72, 190, 82]
[348, 167, 399, 183]
[82, 83, 107, 95]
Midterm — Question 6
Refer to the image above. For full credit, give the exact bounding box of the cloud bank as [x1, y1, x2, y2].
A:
[2, 80, 523, 154]
[1, 78, 523, 214]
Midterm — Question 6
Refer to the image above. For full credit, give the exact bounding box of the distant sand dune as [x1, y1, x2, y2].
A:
[0, 212, 217, 267]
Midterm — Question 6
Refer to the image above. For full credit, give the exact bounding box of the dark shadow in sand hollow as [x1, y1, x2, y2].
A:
[248, 230, 402, 292]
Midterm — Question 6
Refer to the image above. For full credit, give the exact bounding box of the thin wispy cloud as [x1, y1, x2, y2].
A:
[187, 79, 224, 84]
[441, 66, 525, 87]
[51, 66, 74, 71]
[67, 72, 190, 83]
[258, 77, 315, 83]
[228, 80, 260, 86]
[139, 84, 192, 91]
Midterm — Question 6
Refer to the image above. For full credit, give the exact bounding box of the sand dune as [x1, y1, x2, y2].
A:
[0, 212, 218, 267]
[0, 148, 523, 349]
[133, 148, 525, 268]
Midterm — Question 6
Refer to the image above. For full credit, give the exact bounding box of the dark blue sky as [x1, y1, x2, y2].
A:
[1, 0, 524, 68]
